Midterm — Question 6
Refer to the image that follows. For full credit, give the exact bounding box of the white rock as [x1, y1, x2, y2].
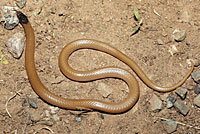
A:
[49, 106, 60, 114]
[2, 6, 19, 30]
[6, 32, 25, 58]
[172, 29, 186, 42]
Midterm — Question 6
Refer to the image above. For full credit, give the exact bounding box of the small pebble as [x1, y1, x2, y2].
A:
[6, 32, 25, 58]
[156, 39, 164, 45]
[97, 82, 113, 98]
[15, 0, 27, 9]
[193, 94, 200, 107]
[100, 114, 104, 119]
[191, 72, 200, 84]
[149, 94, 162, 112]
[45, 110, 50, 117]
[174, 100, 190, 116]
[27, 98, 38, 109]
[49, 106, 60, 114]
[75, 116, 82, 122]
[162, 119, 177, 133]
[28, 111, 41, 122]
[166, 95, 176, 108]
[168, 45, 178, 56]
[179, 9, 190, 23]
[191, 59, 200, 67]
[194, 84, 200, 94]
[172, 28, 186, 42]
[175, 87, 188, 100]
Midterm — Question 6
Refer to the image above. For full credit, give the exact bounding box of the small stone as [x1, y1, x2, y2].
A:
[174, 100, 190, 116]
[97, 83, 113, 98]
[15, 0, 27, 9]
[27, 98, 38, 109]
[194, 85, 200, 94]
[191, 72, 200, 84]
[156, 39, 164, 45]
[51, 76, 64, 84]
[194, 95, 200, 107]
[149, 94, 162, 112]
[29, 111, 41, 122]
[75, 116, 82, 122]
[162, 119, 177, 133]
[166, 95, 176, 108]
[49, 106, 60, 114]
[179, 9, 190, 23]
[175, 87, 188, 99]
[168, 45, 178, 56]
[172, 28, 186, 42]
[191, 59, 200, 67]
[45, 110, 50, 117]
[6, 32, 25, 58]
[1, 6, 19, 30]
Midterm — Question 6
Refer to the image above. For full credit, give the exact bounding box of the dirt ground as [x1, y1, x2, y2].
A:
[0, 0, 200, 134]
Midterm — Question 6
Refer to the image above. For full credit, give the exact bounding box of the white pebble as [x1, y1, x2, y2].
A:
[49, 106, 60, 114]
[172, 28, 186, 42]
[6, 32, 25, 58]
[1, 6, 19, 30]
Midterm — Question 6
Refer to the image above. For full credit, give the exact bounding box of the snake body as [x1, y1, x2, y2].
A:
[16, 11, 194, 113]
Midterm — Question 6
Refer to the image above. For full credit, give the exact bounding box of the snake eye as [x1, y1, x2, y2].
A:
[16, 11, 28, 24]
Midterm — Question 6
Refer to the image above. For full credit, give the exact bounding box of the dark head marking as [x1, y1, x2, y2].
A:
[16, 11, 28, 24]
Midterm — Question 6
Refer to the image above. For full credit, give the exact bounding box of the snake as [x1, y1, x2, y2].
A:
[16, 11, 194, 113]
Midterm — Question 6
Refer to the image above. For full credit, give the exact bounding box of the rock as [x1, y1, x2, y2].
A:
[27, 98, 38, 109]
[6, 32, 25, 58]
[166, 95, 176, 108]
[191, 59, 200, 67]
[75, 116, 82, 122]
[193, 95, 200, 107]
[49, 106, 60, 114]
[162, 119, 177, 133]
[97, 82, 113, 98]
[191, 72, 200, 84]
[168, 45, 178, 56]
[1, 6, 19, 30]
[15, 0, 27, 9]
[29, 111, 41, 122]
[179, 9, 190, 23]
[45, 110, 50, 117]
[194, 84, 200, 94]
[172, 29, 186, 42]
[156, 39, 164, 45]
[175, 87, 188, 99]
[149, 94, 162, 112]
[174, 100, 189, 116]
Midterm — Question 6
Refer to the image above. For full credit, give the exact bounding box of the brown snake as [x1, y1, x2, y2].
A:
[16, 11, 194, 113]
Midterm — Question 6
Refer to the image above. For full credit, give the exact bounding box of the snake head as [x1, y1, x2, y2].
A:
[16, 11, 28, 24]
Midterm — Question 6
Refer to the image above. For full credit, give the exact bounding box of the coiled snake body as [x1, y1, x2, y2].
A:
[16, 11, 194, 113]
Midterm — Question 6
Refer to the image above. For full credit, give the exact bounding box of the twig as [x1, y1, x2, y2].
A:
[153, 9, 161, 17]
[5, 89, 22, 118]
[22, 113, 30, 134]
[159, 117, 200, 130]
[33, 127, 54, 134]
